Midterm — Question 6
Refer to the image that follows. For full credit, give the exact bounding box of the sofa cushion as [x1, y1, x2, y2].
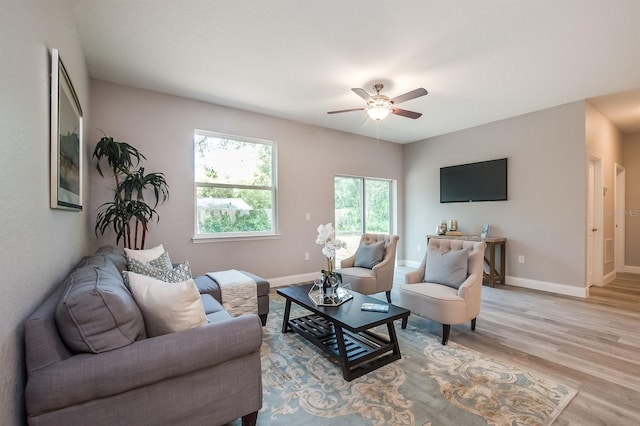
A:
[56, 264, 146, 354]
[425, 246, 469, 289]
[126, 272, 207, 337]
[354, 240, 386, 269]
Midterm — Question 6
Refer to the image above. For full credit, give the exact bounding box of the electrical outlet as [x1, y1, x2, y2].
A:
[417, 244, 421, 252]
[304, 252, 310, 261]
[518, 255, 525, 264]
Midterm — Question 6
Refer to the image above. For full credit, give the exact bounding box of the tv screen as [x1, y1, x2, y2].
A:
[440, 158, 508, 203]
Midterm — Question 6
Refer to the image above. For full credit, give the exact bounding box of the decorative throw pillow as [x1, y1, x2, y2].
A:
[425, 247, 469, 289]
[354, 240, 386, 269]
[126, 258, 192, 285]
[124, 244, 166, 263]
[56, 265, 146, 353]
[126, 272, 207, 337]
[127, 251, 172, 274]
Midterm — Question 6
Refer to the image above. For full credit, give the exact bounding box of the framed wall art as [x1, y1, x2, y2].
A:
[50, 48, 83, 210]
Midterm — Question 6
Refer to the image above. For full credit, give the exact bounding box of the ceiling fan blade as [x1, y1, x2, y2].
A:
[390, 88, 428, 105]
[352, 88, 373, 102]
[327, 107, 365, 114]
[391, 108, 422, 119]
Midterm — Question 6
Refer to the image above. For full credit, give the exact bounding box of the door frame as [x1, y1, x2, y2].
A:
[614, 163, 626, 273]
[587, 156, 604, 292]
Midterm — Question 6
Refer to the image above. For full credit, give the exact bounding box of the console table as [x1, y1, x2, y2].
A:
[427, 235, 506, 287]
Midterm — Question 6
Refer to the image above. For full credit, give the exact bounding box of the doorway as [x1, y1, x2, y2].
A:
[615, 164, 626, 273]
[587, 157, 604, 292]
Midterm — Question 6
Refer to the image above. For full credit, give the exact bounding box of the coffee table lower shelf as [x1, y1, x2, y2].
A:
[286, 314, 401, 381]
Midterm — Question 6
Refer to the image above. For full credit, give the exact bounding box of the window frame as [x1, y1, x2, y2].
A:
[193, 129, 279, 242]
[334, 175, 396, 260]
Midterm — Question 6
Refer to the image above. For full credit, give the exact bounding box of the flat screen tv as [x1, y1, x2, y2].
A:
[440, 158, 507, 203]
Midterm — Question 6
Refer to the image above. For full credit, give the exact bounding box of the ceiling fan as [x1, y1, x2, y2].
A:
[328, 84, 428, 120]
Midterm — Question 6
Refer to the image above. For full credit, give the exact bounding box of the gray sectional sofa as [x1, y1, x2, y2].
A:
[24, 246, 266, 426]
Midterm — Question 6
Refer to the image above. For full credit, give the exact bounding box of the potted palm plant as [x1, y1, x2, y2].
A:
[93, 134, 169, 249]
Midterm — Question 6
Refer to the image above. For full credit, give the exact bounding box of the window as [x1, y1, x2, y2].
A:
[334, 176, 393, 259]
[194, 130, 277, 239]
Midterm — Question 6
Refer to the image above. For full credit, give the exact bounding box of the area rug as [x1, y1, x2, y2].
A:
[237, 294, 577, 426]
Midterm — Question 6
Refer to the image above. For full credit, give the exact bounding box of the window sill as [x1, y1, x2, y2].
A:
[192, 233, 281, 243]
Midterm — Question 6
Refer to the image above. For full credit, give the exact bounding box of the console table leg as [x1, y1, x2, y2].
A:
[500, 241, 506, 284]
[489, 242, 496, 287]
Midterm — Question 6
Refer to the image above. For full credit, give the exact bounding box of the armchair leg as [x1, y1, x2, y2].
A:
[241, 411, 258, 426]
[259, 313, 268, 326]
[385, 290, 392, 303]
[471, 318, 476, 331]
[441, 324, 451, 345]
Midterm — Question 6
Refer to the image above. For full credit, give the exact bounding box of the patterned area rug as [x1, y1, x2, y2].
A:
[238, 294, 577, 426]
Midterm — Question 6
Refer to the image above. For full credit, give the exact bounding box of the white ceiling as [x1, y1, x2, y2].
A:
[69, 0, 640, 144]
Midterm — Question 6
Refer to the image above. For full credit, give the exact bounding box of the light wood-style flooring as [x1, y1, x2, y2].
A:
[388, 269, 640, 426]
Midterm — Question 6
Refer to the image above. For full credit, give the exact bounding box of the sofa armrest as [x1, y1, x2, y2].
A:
[26, 314, 263, 416]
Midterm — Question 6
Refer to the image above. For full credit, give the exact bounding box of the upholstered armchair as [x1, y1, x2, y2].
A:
[336, 234, 400, 303]
[398, 238, 486, 345]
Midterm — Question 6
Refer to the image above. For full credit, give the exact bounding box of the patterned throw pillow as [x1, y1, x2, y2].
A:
[128, 251, 171, 274]
[147, 251, 173, 271]
[126, 252, 192, 284]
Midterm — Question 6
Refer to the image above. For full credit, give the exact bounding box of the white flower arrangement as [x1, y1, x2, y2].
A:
[315, 223, 347, 260]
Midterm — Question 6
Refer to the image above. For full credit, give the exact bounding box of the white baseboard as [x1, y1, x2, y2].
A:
[398, 259, 421, 268]
[506, 275, 587, 298]
[269, 267, 590, 299]
[268, 272, 318, 288]
[624, 265, 640, 274]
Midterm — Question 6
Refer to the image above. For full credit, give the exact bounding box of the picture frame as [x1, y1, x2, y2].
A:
[50, 48, 83, 210]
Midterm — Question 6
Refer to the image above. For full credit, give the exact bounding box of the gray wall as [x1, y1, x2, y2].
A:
[403, 101, 587, 295]
[89, 80, 404, 281]
[0, 0, 91, 423]
[624, 132, 640, 268]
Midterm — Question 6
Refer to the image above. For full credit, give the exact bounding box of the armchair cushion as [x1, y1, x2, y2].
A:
[354, 240, 386, 269]
[425, 246, 469, 289]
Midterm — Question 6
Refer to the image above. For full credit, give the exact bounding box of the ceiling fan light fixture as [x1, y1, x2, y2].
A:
[367, 105, 390, 120]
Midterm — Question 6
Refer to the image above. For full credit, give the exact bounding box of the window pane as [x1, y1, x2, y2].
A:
[365, 179, 390, 233]
[195, 134, 272, 186]
[196, 187, 273, 234]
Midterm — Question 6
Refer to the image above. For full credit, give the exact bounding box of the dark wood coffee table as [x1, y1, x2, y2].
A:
[277, 284, 410, 381]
